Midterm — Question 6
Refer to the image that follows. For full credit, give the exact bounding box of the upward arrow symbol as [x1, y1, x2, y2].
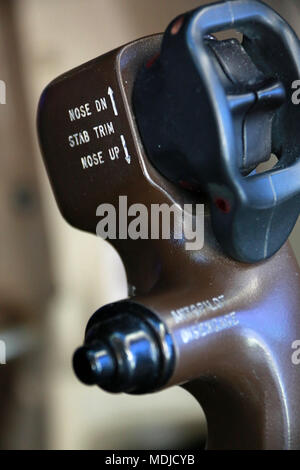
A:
[108, 87, 118, 116]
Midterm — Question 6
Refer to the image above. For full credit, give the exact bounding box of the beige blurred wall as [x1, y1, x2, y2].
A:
[11, 0, 300, 449]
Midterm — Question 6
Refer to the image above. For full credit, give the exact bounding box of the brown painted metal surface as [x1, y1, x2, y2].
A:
[38, 36, 300, 449]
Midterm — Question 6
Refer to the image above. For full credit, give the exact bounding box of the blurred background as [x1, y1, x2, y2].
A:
[0, 0, 299, 450]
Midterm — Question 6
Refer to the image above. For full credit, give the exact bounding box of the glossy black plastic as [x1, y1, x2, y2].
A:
[133, 0, 300, 263]
[73, 301, 175, 394]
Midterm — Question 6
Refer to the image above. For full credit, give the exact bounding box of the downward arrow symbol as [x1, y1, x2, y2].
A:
[121, 135, 131, 165]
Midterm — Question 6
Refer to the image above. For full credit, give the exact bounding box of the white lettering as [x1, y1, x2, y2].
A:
[68, 103, 92, 122]
[81, 151, 104, 169]
[93, 122, 115, 139]
[68, 130, 90, 147]
[95, 98, 108, 112]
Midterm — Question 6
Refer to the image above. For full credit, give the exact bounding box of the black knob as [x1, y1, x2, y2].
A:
[73, 342, 116, 387]
[73, 301, 175, 394]
[133, 1, 300, 263]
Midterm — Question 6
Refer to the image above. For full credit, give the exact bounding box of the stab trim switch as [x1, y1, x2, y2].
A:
[133, 0, 300, 263]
